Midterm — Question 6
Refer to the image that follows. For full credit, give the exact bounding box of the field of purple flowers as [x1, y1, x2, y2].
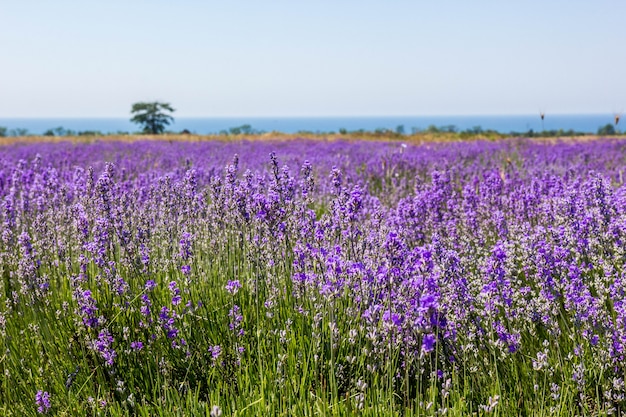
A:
[2, 138, 626, 416]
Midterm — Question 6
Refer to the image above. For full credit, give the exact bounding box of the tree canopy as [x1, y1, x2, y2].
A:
[597, 123, 616, 136]
[130, 102, 175, 134]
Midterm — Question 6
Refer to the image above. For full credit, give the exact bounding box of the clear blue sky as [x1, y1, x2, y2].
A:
[0, 0, 624, 117]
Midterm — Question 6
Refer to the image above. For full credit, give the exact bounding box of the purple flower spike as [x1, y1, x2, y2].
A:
[35, 390, 51, 414]
[225, 280, 241, 295]
[422, 334, 436, 353]
[94, 329, 116, 366]
[210, 345, 222, 361]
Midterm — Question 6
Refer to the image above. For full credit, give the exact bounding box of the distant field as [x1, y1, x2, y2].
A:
[0, 131, 624, 146]
[3, 138, 626, 416]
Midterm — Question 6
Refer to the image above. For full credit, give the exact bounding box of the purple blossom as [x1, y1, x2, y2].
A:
[159, 306, 180, 340]
[179, 232, 193, 260]
[76, 289, 98, 328]
[422, 334, 436, 353]
[229, 305, 244, 335]
[35, 390, 51, 414]
[140, 294, 151, 312]
[169, 281, 181, 305]
[112, 276, 128, 295]
[94, 329, 116, 366]
[225, 280, 241, 295]
[210, 345, 222, 362]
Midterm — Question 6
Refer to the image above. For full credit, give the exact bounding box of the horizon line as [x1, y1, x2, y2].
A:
[0, 112, 619, 119]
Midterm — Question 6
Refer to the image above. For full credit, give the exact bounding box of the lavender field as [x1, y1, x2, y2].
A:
[3, 138, 626, 416]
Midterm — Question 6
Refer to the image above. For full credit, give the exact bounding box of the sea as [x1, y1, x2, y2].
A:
[0, 114, 620, 136]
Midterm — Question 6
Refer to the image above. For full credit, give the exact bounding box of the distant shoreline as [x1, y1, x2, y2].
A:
[0, 114, 621, 137]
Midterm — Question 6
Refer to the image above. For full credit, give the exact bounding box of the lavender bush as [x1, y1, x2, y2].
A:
[2, 138, 626, 415]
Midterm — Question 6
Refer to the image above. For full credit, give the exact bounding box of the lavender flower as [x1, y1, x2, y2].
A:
[76, 289, 99, 328]
[35, 390, 51, 414]
[210, 405, 222, 417]
[229, 305, 244, 336]
[225, 280, 241, 295]
[169, 281, 181, 306]
[94, 329, 116, 366]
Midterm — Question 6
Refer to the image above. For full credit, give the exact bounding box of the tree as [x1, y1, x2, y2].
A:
[130, 102, 175, 134]
[43, 126, 70, 137]
[0, 126, 6, 137]
[10, 128, 29, 137]
[597, 123, 616, 136]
